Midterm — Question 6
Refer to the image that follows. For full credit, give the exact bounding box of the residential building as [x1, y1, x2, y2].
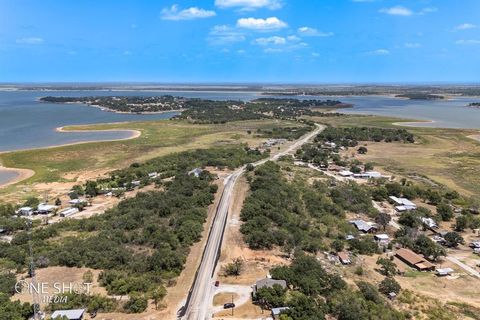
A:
[349, 220, 378, 233]
[51, 309, 85, 320]
[16, 207, 33, 216]
[253, 278, 287, 296]
[389, 196, 417, 212]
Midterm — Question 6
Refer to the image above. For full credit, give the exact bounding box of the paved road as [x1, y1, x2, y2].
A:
[179, 124, 323, 320]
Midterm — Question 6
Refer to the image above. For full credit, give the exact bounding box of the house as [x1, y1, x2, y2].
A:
[37, 203, 57, 214]
[148, 172, 158, 179]
[374, 234, 390, 243]
[337, 252, 351, 265]
[51, 309, 85, 320]
[59, 207, 79, 218]
[253, 278, 287, 296]
[421, 217, 438, 229]
[389, 196, 417, 212]
[436, 268, 454, 277]
[16, 207, 33, 216]
[353, 171, 382, 179]
[395, 248, 435, 271]
[188, 168, 203, 178]
[271, 307, 290, 319]
[338, 170, 353, 177]
[350, 220, 378, 233]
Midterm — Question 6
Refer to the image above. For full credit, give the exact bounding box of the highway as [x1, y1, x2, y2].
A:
[179, 124, 323, 320]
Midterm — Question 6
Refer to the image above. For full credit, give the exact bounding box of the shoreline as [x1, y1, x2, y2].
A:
[39, 98, 184, 115]
[0, 127, 142, 187]
[392, 120, 436, 127]
[467, 135, 480, 142]
[0, 166, 35, 188]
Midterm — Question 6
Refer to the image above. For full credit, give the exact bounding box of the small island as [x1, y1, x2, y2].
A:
[467, 102, 480, 108]
[395, 93, 445, 100]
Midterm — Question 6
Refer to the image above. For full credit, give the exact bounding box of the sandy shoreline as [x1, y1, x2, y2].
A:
[0, 127, 142, 188]
[392, 120, 436, 127]
[467, 135, 480, 142]
[0, 166, 35, 188]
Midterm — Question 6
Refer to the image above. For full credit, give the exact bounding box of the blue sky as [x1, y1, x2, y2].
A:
[1, 0, 479, 83]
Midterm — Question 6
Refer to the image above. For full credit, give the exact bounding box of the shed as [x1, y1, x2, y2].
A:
[271, 307, 290, 319]
[37, 203, 57, 214]
[59, 207, 79, 218]
[338, 170, 353, 177]
[51, 309, 85, 320]
[337, 252, 351, 265]
[374, 234, 390, 242]
[395, 248, 435, 271]
[436, 268, 454, 277]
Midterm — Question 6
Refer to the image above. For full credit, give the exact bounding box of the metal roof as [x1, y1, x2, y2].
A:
[51, 309, 85, 319]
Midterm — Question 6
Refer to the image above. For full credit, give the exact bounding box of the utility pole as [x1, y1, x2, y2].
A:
[27, 220, 41, 320]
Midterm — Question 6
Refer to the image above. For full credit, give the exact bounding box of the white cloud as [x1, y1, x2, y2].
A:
[208, 25, 246, 45]
[254, 36, 287, 45]
[455, 23, 476, 31]
[254, 34, 306, 53]
[237, 17, 287, 31]
[456, 39, 480, 45]
[312, 52, 320, 57]
[215, 0, 282, 10]
[379, 6, 413, 16]
[405, 42, 422, 48]
[16, 37, 44, 44]
[123, 50, 132, 55]
[420, 7, 437, 14]
[298, 26, 333, 37]
[368, 49, 390, 55]
[161, 5, 216, 20]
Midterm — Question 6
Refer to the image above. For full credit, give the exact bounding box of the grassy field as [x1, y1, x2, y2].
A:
[310, 114, 480, 197]
[0, 119, 301, 197]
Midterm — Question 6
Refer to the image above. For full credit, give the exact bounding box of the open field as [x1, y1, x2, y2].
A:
[0, 119, 301, 201]
[311, 114, 480, 196]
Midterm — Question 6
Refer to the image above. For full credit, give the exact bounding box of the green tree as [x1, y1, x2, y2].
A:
[444, 232, 464, 248]
[375, 212, 391, 231]
[454, 216, 468, 232]
[437, 203, 454, 221]
[378, 277, 401, 295]
[150, 286, 167, 310]
[376, 257, 398, 276]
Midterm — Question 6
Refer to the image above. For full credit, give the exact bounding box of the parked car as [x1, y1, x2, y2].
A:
[223, 303, 235, 309]
[214, 280, 220, 287]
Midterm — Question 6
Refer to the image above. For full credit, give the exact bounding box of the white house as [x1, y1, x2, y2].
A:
[353, 171, 382, 179]
[16, 207, 33, 216]
[338, 170, 353, 177]
[389, 196, 417, 212]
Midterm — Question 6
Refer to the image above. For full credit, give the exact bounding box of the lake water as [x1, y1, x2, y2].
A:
[1, 89, 479, 185]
